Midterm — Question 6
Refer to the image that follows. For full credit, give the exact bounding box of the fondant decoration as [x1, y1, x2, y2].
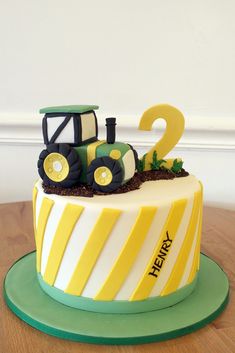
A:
[87, 156, 124, 192]
[109, 149, 121, 160]
[44, 152, 69, 181]
[80, 112, 98, 142]
[41, 106, 99, 146]
[106, 118, 116, 144]
[38, 104, 188, 192]
[150, 151, 166, 171]
[161, 189, 201, 296]
[4, 252, 229, 343]
[138, 104, 185, 171]
[87, 140, 105, 166]
[171, 159, 184, 174]
[38, 143, 82, 187]
[161, 158, 183, 171]
[127, 143, 139, 170]
[33, 175, 203, 303]
[138, 154, 147, 172]
[32, 186, 38, 235]
[38, 105, 137, 192]
[130, 199, 187, 301]
[38, 271, 198, 313]
[65, 208, 122, 295]
[122, 149, 137, 181]
[40, 105, 99, 114]
[95, 207, 158, 300]
[137, 155, 184, 174]
[45, 115, 75, 145]
[187, 182, 203, 284]
[35, 198, 54, 272]
[43, 204, 84, 285]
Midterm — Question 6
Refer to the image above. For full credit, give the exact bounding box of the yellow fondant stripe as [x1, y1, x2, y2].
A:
[130, 199, 187, 301]
[94, 207, 158, 301]
[43, 204, 84, 285]
[32, 186, 38, 236]
[87, 140, 105, 166]
[65, 208, 121, 296]
[161, 190, 201, 296]
[187, 183, 203, 284]
[36, 198, 54, 272]
[197, 182, 204, 270]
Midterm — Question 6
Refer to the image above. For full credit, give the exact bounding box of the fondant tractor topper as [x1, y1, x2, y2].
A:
[38, 104, 185, 193]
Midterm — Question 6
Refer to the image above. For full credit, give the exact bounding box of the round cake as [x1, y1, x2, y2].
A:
[33, 174, 203, 313]
[4, 103, 229, 345]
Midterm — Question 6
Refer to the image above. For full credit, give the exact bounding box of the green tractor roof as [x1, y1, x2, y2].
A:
[39, 105, 99, 114]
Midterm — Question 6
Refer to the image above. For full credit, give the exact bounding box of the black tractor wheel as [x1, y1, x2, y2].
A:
[37, 143, 82, 187]
[87, 156, 123, 193]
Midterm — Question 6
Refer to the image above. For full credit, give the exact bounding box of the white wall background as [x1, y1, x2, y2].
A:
[0, 0, 235, 208]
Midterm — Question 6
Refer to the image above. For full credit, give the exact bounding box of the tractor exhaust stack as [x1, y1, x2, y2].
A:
[106, 118, 116, 144]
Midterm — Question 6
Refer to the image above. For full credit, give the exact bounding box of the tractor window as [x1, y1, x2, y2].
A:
[47, 115, 75, 144]
[80, 112, 97, 142]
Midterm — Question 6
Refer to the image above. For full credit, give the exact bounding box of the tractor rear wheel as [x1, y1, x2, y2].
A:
[38, 143, 82, 187]
[87, 156, 123, 193]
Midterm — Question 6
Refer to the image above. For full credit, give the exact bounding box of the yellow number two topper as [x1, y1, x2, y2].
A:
[138, 104, 185, 171]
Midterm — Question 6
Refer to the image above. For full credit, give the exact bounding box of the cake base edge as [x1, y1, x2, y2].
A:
[3, 251, 229, 345]
[37, 270, 198, 314]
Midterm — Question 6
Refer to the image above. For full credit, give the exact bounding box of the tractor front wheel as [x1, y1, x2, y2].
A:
[38, 143, 82, 187]
[87, 156, 123, 193]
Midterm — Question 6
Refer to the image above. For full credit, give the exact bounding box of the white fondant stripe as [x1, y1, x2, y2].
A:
[150, 195, 194, 297]
[54, 207, 101, 291]
[40, 202, 66, 276]
[178, 213, 200, 288]
[115, 203, 171, 300]
[35, 188, 44, 230]
[82, 210, 139, 298]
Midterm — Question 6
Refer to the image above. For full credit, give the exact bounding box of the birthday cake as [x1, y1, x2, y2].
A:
[4, 103, 229, 345]
[32, 104, 203, 313]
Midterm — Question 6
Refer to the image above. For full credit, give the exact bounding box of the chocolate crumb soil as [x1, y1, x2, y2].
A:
[43, 169, 189, 198]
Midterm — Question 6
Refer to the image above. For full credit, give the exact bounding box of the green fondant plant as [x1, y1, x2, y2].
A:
[150, 151, 166, 171]
[138, 154, 147, 172]
[171, 159, 183, 173]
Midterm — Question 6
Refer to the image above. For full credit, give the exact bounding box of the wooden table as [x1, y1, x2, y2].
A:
[0, 202, 234, 353]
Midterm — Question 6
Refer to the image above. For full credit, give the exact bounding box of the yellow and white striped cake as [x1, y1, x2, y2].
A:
[33, 175, 203, 313]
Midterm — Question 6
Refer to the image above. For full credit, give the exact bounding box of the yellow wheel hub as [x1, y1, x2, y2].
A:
[94, 166, 113, 186]
[43, 153, 69, 182]
[109, 149, 121, 160]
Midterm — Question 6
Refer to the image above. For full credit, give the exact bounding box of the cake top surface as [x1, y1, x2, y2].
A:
[37, 175, 201, 209]
[39, 105, 99, 114]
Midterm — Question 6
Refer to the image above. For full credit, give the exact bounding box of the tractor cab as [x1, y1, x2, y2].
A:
[40, 105, 99, 146]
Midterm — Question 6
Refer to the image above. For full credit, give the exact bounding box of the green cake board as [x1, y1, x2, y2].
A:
[3, 252, 229, 345]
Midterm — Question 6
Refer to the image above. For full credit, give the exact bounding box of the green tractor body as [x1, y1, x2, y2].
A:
[75, 141, 131, 184]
